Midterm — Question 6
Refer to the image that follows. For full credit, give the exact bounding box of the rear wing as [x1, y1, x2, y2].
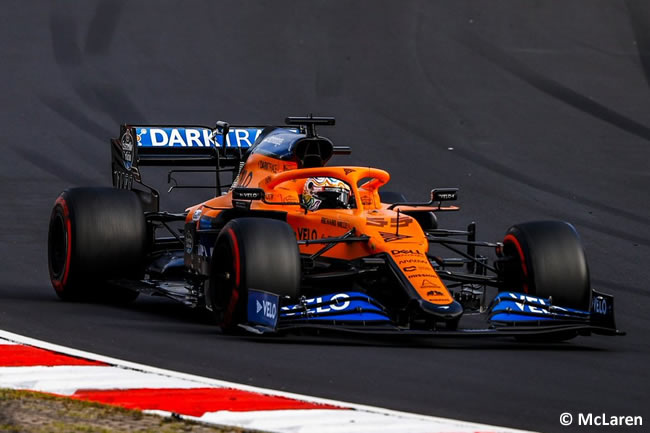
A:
[111, 116, 344, 212]
[111, 123, 265, 194]
[132, 125, 264, 165]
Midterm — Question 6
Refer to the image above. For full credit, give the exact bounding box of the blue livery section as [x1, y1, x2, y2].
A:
[247, 290, 280, 328]
[198, 216, 215, 230]
[488, 292, 590, 325]
[589, 290, 617, 329]
[135, 127, 263, 148]
[241, 290, 619, 335]
[280, 292, 391, 323]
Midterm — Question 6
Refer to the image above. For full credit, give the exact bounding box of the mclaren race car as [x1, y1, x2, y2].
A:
[47, 116, 624, 340]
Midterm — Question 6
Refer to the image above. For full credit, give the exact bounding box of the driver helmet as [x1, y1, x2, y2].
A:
[302, 177, 351, 210]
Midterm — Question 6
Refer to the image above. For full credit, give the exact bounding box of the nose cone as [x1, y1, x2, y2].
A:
[417, 299, 464, 320]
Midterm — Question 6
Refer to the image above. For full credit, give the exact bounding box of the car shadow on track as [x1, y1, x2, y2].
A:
[237, 332, 611, 351]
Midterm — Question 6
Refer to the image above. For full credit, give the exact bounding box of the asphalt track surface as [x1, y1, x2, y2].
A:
[1, 1, 649, 432]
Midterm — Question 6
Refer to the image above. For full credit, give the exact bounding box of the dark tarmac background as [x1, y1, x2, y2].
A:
[0, 1, 648, 432]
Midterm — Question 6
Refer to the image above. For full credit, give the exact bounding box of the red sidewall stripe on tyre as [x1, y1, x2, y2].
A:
[503, 234, 529, 294]
[52, 197, 72, 291]
[223, 227, 241, 326]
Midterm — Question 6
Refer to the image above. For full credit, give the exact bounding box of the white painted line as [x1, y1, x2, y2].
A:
[197, 409, 506, 433]
[0, 365, 208, 395]
[0, 330, 535, 433]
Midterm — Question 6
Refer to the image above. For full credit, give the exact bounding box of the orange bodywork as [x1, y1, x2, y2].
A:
[187, 153, 453, 305]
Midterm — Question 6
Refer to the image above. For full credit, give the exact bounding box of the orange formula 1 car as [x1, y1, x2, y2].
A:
[47, 116, 623, 340]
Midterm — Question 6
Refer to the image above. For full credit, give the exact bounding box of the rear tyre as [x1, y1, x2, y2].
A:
[208, 218, 301, 332]
[48, 188, 145, 302]
[502, 221, 590, 310]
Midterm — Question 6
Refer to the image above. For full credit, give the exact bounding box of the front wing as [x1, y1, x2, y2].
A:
[242, 289, 624, 339]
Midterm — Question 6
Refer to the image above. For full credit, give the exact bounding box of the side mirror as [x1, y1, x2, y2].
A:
[387, 188, 459, 210]
[431, 188, 458, 202]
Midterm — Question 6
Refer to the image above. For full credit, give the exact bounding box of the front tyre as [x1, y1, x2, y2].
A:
[208, 218, 301, 332]
[48, 188, 145, 302]
[502, 220, 590, 310]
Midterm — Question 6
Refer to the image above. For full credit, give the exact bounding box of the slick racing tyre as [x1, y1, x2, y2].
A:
[208, 218, 301, 332]
[379, 191, 438, 230]
[48, 187, 145, 302]
[502, 220, 590, 310]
